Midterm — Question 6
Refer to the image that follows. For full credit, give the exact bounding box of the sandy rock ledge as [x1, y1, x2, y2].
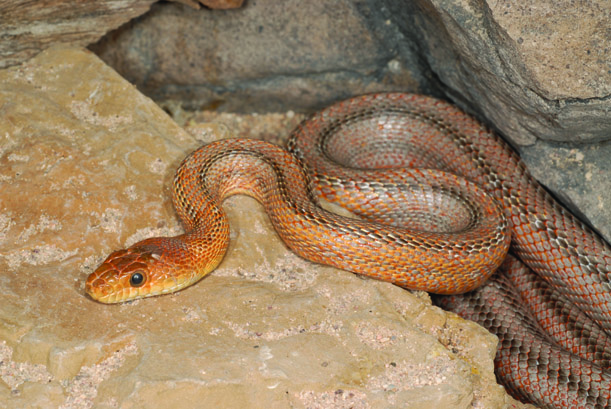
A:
[0, 46, 533, 409]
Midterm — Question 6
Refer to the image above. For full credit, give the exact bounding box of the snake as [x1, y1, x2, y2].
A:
[85, 93, 611, 409]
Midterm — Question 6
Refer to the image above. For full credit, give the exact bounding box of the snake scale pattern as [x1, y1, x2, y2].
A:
[86, 93, 611, 409]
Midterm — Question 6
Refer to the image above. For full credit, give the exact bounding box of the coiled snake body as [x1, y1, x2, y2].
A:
[86, 93, 611, 409]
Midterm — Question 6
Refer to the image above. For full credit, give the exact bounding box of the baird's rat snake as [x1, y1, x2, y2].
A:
[86, 93, 611, 409]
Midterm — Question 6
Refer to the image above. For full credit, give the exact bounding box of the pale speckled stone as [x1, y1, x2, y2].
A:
[490, 0, 609, 100]
[0, 46, 533, 409]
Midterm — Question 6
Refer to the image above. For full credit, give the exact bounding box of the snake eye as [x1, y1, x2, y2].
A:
[130, 271, 146, 287]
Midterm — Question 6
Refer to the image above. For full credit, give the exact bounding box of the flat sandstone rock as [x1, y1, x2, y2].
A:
[0, 46, 533, 409]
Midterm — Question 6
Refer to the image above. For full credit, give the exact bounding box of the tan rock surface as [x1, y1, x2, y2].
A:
[0, 46, 533, 409]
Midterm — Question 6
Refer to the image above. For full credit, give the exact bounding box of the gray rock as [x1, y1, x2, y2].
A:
[520, 141, 611, 241]
[398, 0, 610, 144]
[0, 0, 157, 69]
[90, 0, 437, 112]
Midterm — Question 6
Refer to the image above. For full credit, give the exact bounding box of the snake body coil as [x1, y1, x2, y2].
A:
[86, 93, 611, 409]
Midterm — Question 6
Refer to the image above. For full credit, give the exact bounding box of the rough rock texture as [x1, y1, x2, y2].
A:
[0, 0, 247, 68]
[89, 0, 611, 244]
[0, 0, 157, 69]
[0, 47, 534, 409]
[90, 0, 433, 113]
[519, 141, 611, 242]
[401, 0, 610, 145]
[172, 0, 245, 10]
[199, 0, 244, 9]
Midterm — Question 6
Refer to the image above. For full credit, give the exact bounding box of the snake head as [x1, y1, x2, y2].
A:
[85, 240, 201, 303]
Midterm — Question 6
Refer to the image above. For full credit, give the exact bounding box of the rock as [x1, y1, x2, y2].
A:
[200, 0, 244, 9]
[90, 0, 431, 113]
[399, 0, 610, 145]
[519, 141, 611, 241]
[0, 0, 247, 68]
[0, 46, 533, 409]
[172, 0, 245, 10]
[0, 0, 157, 69]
